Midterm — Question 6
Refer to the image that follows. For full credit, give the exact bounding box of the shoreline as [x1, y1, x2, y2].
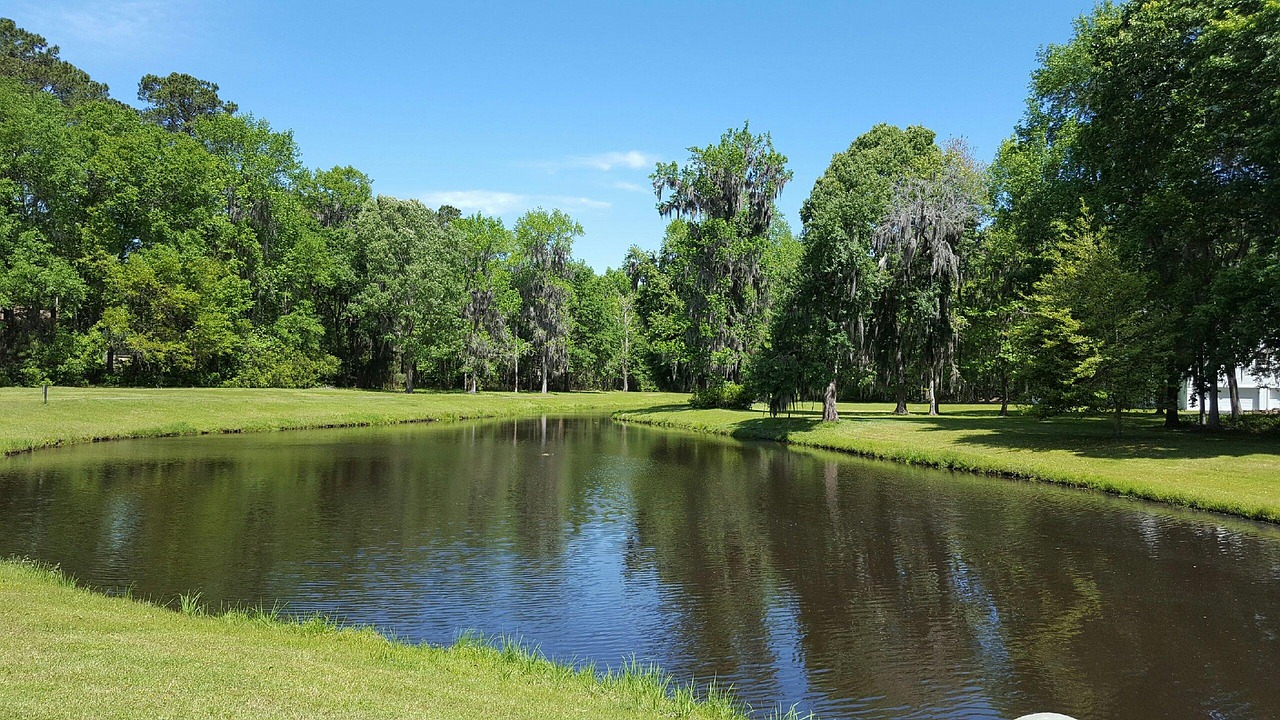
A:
[0, 559, 758, 720]
[0, 387, 688, 457]
[614, 405, 1280, 525]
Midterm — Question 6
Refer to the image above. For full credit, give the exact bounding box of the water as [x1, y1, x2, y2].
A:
[2, 415, 1278, 719]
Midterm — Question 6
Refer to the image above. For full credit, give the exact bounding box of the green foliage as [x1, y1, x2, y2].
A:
[0, 18, 108, 103]
[351, 197, 464, 391]
[138, 72, 237, 134]
[2, 9, 1275, 416]
[1013, 214, 1169, 432]
[689, 382, 753, 410]
[514, 209, 580, 392]
[650, 124, 792, 386]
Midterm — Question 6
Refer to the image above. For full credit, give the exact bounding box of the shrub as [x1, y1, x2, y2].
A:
[689, 382, 754, 410]
[1223, 410, 1280, 436]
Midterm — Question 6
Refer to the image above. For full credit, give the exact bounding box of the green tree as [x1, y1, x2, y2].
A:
[352, 197, 463, 392]
[456, 213, 515, 393]
[624, 245, 689, 391]
[1014, 214, 1169, 435]
[775, 124, 938, 421]
[513, 209, 579, 394]
[651, 123, 792, 387]
[0, 18, 108, 103]
[872, 140, 985, 415]
[138, 72, 238, 134]
[97, 244, 250, 384]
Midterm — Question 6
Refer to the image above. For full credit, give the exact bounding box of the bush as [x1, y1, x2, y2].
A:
[1223, 410, 1280, 435]
[689, 382, 754, 410]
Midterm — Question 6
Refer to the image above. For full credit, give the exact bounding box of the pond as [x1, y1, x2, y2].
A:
[2, 415, 1278, 719]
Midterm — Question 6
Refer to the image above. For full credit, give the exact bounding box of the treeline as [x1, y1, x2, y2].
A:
[2, 0, 1277, 428]
[0, 19, 641, 392]
[623, 0, 1278, 431]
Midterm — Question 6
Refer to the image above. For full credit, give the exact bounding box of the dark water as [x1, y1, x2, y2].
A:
[2, 416, 1278, 719]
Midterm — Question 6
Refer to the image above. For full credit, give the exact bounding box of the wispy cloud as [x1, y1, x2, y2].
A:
[421, 190, 526, 215]
[421, 190, 610, 215]
[612, 181, 648, 193]
[522, 150, 660, 173]
[572, 151, 659, 171]
[11, 0, 187, 52]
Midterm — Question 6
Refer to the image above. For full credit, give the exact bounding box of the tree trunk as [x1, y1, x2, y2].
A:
[893, 349, 908, 415]
[1114, 399, 1123, 437]
[1164, 374, 1181, 428]
[999, 371, 1009, 417]
[404, 361, 415, 394]
[106, 348, 115, 375]
[540, 354, 548, 395]
[927, 373, 939, 416]
[1208, 370, 1221, 429]
[822, 377, 839, 422]
[1228, 367, 1241, 419]
[513, 351, 519, 393]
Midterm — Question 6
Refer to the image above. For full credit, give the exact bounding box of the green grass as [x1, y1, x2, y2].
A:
[0, 386, 687, 455]
[615, 402, 1280, 523]
[0, 559, 770, 720]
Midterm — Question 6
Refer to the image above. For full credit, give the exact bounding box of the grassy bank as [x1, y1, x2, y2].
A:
[0, 387, 686, 455]
[615, 403, 1280, 523]
[0, 559, 751, 720]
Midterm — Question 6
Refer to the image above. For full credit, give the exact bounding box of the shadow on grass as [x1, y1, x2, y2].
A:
[862, 408, 1279, 461]
[627, 403, 1280, 462]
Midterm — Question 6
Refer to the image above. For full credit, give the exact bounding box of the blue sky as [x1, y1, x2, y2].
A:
[9, 0, 1095, 270]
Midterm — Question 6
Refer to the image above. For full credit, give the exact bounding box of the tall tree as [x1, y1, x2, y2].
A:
[776, 124, 938, 421]
[651, 123, 792, 386]
[514, 209, 579, 394]
[1013, 214, 1169, 435]
[456, 213, 515, 393]
[0, 18, 108, 103]
[872, 140, 985, 415]
[352, 197, 463, 392]
[138, 72, 238, 135]
[1022, 0, 1279, 427]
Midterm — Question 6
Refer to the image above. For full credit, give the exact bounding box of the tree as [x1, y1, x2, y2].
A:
[625, 245, 689, 391]
[138, 72, 237, 134]
[0, 18, 108, 103]
[651, 123, 792, 386]
[872, 140, 985, 415]
[514, 209, 579, 394]
[778, 124, 938, 421]
[1020, 0, 1279, 427]
[352, 197, 463, 392]
[97, 244, 250, 385]
[1013, 214, 1169, 435]
[456, 213, 515, 393]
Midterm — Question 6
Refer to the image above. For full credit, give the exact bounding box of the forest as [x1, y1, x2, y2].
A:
[1, 0, 1276, 429]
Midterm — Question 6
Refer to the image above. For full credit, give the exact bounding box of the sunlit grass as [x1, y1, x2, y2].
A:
[616, 402, 1280, 523]
[0, 387, 688, 455]
[0, 558, 781, 719]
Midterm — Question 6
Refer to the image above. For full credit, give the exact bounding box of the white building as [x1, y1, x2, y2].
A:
[1181, 367, 1280, 411]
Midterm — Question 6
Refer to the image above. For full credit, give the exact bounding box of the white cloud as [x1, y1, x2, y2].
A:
[421, 190, 527, 215]
[11, 0, 186, 51]
[422, 190, 610, 215]
[612, 181, 648, 193]
[522, 150, 660, 173]
[573, 151, 658, 171]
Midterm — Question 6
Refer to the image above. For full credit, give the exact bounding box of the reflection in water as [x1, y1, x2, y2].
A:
[2, 416, 1278, 719]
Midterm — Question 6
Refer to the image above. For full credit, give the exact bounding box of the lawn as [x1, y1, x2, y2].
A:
[4, 388, 1279, 719]
[615, 402, 1280, 523]
[0, 386, 687, 455]
[0, 560, 747, 720]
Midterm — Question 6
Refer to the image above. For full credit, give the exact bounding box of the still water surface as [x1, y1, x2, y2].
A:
[2, 416, 1278, 719]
